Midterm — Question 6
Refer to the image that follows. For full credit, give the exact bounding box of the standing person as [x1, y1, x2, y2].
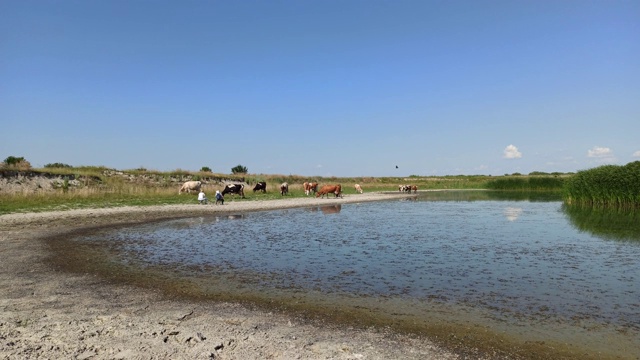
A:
[198, 189, 208, 204]
[215, 190, 224, 205]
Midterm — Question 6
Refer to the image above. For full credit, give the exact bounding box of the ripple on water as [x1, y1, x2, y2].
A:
[70, 197, 640, 357]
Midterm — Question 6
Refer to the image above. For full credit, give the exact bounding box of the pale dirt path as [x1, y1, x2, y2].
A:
[1, 192, 464, 359]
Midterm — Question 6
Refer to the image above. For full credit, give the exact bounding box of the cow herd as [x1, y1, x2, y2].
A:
[399, 184, 418, 193]
[179, 180, 418, 200]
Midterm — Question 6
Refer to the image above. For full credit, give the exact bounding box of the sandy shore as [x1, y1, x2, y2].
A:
[1, 192, 465, 359]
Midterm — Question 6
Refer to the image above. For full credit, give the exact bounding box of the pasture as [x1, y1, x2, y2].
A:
[0, 165, 573, 214]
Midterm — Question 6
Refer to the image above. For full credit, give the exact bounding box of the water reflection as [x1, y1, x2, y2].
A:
[563, 205, 640, 242]
[307, 205, 342, 215]
[414, 190, 562, 202]
[320, 204, 341, 215]
[503, 207, 523, 221]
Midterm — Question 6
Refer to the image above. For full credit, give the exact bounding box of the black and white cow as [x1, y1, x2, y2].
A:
[222, 184, 245, 198]
[253, 181, 267, 193]
[399, 185, 412, 193]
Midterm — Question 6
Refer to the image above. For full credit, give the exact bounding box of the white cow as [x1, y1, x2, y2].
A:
[354, 184, 363, 194]
[179, 180, 202, 194]
[280, 182, 289, 196]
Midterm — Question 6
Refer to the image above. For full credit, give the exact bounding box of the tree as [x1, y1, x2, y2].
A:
[200, 166, 212, 172]
[231, 164, 248, 174]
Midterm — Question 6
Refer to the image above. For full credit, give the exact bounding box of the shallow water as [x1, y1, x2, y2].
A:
[65, 192, 640, 358]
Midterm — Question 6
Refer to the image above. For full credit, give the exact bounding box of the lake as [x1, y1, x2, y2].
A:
[55, 191, 640, 358]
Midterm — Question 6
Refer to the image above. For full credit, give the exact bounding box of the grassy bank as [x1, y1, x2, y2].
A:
[14, 164, 632, 215]
[1, 167, 494, 214]
[563, 161, 640, 208]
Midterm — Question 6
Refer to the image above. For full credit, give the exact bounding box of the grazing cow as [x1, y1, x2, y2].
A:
[303, 182, 318, 196]
[280, 182, 289, 196]
[411, 185, 418, 193]
[354, 184, 363, 194]
[221, 184, 245, 198]
[398, 185, 404, 192]
[179, 180, 202, 194]
[253, 181, 267, 193]
[316, 184, 343, 198]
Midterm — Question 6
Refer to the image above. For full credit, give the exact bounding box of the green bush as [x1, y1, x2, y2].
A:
[2, 156, 31, 170]
[44, 162, 73, 168]
[4, 156, 25, 165]
[231, 165, 248, 174]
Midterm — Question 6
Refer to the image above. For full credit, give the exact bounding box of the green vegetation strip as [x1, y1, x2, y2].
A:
[3, 161, 639, 214]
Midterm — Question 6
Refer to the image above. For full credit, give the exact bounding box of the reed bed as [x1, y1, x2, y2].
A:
[485, 176, 565, 191]
[563, 161, 640, 208]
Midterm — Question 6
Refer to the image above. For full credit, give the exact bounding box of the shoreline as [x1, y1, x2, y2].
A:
[2, 192, 466, 359]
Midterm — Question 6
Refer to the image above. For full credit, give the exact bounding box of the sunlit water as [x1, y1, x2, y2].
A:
[67, 193, 640, 357]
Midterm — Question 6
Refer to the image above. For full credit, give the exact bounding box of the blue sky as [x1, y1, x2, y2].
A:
[2, 1, 638, 177]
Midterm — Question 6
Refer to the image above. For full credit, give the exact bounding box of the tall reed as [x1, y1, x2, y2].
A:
[563, 161, 640, 208]
[485, 176, 564, 191]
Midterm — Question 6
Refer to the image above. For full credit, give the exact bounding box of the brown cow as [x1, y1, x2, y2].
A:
[303, 182, 318, 196]
[316, 184, 343, 198]
[411, 185, 418, 193]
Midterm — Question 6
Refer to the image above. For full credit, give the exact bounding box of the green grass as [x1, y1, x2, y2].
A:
[0, 188, 196, 214]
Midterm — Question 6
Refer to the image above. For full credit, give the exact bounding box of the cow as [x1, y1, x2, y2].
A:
[399, 185, 412, 193]
[253, 181, 267, 193]
[316, 184, 342, 198]
[303, 182, 318, 196]
[280, 182, 289, 196]
[411, 185, 418, 193]
[179, 180, 202, 194]
[221, 184, 245, 198]
[354, 184, 363, 194]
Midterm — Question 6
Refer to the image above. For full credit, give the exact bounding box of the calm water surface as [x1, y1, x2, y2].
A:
[69, 192, 640, 357]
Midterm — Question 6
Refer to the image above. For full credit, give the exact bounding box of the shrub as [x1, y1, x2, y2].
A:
[44, 163, 73, 168]
[3, 156, 31, 170]
[231, 165, 248, 174]
[200, 166, 212, 172]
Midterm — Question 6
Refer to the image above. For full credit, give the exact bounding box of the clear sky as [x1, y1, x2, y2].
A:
[2, 1, 638, 177]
